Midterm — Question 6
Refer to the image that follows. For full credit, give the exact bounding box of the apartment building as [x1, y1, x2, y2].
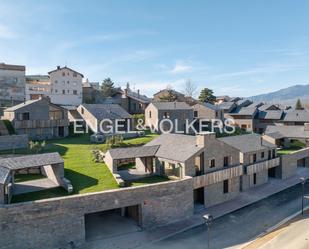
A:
[48, 66, 83, 106]
[0, 63, 26, 106]
[145, 102, 194, 133]
[2, 97, 69, 140]
[26, 75, 50, 100]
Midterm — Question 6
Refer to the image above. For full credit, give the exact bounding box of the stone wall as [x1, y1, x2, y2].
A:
[0, 134, 28, 151]
[280, 147, 309, 179]
[0, 178, 193, 249]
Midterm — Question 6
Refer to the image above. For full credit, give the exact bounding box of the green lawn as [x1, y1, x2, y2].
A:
[8, 133, 159, 203]
[126, 175, 170, 187]
[277, 140, 306, 155]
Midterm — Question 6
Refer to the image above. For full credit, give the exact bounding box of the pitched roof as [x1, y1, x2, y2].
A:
[218, 134, 276, 153]
[202, 102, 220, 111]
[265, 125, 309, 139]
[151, 102, 192, 110]
[127, 91, 150, 104]
[229, 106, 257, 116]
[258, 110, 283, 120]
[0, 153, 63, 170]
[81, 104, 131, 120]
[236, 99, 253, 107]
[282, 110, 309, 122]
[48, 66, 84, 77]
[108, 145, 160, 160]
[153, 89, 185, 97]
[4, 98, 41, 112]
[217, 101, 236, 110]
[0, 166, 10, 184]
[146, 134, 202, 162]
[259, 104, 281, 111]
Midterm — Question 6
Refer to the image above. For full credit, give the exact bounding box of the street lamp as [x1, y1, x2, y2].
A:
[203, 214, 213, 249]
[300, 177, 306, 215]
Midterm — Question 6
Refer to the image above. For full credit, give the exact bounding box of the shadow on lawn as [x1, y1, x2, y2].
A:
[65, 168, 98, 193]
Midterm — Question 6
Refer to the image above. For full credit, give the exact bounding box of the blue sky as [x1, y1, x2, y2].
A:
[1, 0, 309, 97]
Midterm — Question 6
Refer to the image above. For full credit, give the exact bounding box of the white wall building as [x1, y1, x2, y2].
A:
[48, 66, 83, 106]
[0, 63, 26, 105]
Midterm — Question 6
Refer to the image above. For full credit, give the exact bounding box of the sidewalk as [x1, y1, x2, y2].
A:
[87, 167, 309, 249]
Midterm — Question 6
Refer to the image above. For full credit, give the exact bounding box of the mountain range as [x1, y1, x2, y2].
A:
[248, 84, 309, 105]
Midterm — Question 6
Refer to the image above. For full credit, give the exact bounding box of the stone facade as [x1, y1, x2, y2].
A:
[0, 178, 193, 249]
[2, 98, 69, 140]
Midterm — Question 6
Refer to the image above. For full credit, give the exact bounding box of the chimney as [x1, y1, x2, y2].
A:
[57, 65, 60, 70]
[196, 132, 216, 147]
[137, 89, 140, 98]
[23, 98, 26, 104]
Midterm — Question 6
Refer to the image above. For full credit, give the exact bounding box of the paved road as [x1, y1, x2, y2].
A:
[145, 182, 309, 249]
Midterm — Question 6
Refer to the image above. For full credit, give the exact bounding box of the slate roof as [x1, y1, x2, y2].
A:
[108, 145, 160, 160]
[282, 110, 309, 122]
[258, 104, 281, 111]
[0, 153, 63, 170]
[229, 107, 257, 116]
[218, 134, 276, 153]
[146, 134, 202, 162]
[48, 66, 84, 77]
[0, 166, 10, 184]
[258, 110, 283, 120]
[202, 102, 220, 111]
[217, 101, 236, 111]
[127, 91, 151, 104]
[265, 125, 309, 139]
[4, 99, 41, 112]
[151, 102, 192, 110]
[81, 104, 132, 120]
[0, 63, 25, 71]
[236, 99, 253, 107]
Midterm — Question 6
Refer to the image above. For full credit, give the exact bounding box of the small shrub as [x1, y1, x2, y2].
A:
[29, 140, 46, 154]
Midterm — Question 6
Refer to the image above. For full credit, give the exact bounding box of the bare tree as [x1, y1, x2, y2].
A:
[183, 79, 197, 97]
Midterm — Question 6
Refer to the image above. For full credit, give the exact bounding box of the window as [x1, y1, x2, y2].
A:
[55, 89, 58, 93]
[67, 90, 70, 93]
[272, 149, 276, 158]
[73, 90, 77, 95]
[21, 112, 30, 120]
[261, 152, 265, 158]
[62, 72, 65, 77]
[133, 103, 137, 111]
[223, 156, 229, 167]
[73, 73, 77, 77]
[253, 173, 257, 185]
[149, 111, 152, 118]
[194, 111, 198, 118]
[253, 154, 257, 163]
[81, 107, 84, 114]
[210, 159, 215, 168]
[67, 81, 70, 84]
[163, 112, 170, 118]
[62, 90, 65, 94]
[223, 180, 229, 194]
[55, 80, 58, 84]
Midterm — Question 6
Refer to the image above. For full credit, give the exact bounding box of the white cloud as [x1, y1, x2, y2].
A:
[0, 24, 16, 39]
[170, 62, 192, 74]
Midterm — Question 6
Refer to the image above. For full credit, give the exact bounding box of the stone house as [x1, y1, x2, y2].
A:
[25, 75, 51, 101]
[145, 102, 194, 134]
[218, 134, 279, 191]
[226, 107, 258, 132]
[105, 132, 243, 208]
[77, 104, 132, 134]
[2, 97, 69, 140]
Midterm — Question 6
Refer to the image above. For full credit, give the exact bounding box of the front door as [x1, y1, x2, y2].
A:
[58, 126, 64, 137]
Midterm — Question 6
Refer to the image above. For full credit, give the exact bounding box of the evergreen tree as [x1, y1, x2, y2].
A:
[295, 98, 303, 110]
[198, 88, 216, 103]
[101, 78, 116, 98]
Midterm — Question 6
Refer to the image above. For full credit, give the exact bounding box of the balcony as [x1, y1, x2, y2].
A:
[13, 119, 69, 129]
[246, 157, 280, 175]
[193, 164, 243, 189]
